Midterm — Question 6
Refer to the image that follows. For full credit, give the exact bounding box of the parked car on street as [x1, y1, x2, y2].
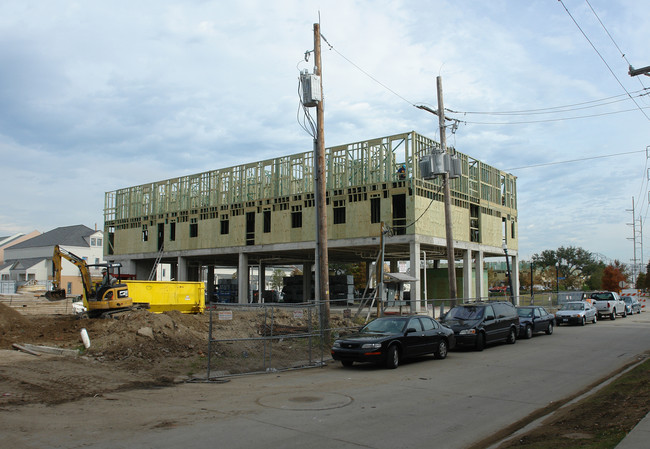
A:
[621, 296, 641, 314]
[331, 315, 455, 369]
[516, 306, 555, 338]
[441, 301, 519, 351]
[555, 301, 597, 326]
[590, 291, 626, 320]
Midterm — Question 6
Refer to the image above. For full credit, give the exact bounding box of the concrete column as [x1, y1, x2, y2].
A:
[462, 249, 472, 302]
[512, 253, 520, 306]
[238, 252, 248, 304]
[409, 240, 421, 313]
[177, 256, 188, 282]
[259, 262, 266, 302]
[475, 251, 484, 301]
[303, 263, 312, 302]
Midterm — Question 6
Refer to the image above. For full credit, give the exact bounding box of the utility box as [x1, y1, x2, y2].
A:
[300, 72, 321, 107]
[124, 280, 205, 314]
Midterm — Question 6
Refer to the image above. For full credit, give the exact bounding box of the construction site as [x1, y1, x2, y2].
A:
[103, 130, 519, 310]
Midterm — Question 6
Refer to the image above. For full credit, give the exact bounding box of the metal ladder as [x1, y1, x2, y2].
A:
[148, 245, 164, 281]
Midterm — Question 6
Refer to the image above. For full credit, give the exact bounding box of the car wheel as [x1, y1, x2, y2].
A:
[475, 332, 486, 351]
[385, 345, 399, 369]
[597, 314, 602, 321]
[593, 314, 597, 324]
[434, 340, 448, 360]
[611, 311, 616, 320]
[525, 325, 533, 339]
[341, 360, 353, 367]
[581, 316, 586, 326]
[622, 308, 627, 318]
[546, 322, 554, 335]
[506, 327, 516, 344]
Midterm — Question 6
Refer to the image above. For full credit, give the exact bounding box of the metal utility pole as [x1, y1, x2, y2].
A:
[314, 23, 330, 332]
[437, 76, 458, 306]
[627, 197, 640, 284]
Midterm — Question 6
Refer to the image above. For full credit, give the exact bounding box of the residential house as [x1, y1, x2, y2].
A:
[3, 225, 104, 296]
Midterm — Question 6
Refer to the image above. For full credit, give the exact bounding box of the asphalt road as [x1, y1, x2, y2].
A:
[3, 311, 649, 449]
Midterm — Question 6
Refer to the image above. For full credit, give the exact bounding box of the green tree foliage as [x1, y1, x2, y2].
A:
[585, 264, 605, 290]
[269, 269, 285, 291]
[636, 272, 646, 290]
[531, 246, 600, 290]
[602, 263, 627, 292]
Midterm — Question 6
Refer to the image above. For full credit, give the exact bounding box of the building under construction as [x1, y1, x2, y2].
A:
[103, 131, 519, 309]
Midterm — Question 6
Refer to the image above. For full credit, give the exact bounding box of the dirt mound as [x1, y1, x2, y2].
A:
[0, 304, 360, 407]
[0, 303, 29, 332]
[86, 309, 211, 364]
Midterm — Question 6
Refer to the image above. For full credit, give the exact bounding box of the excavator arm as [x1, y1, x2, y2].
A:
[46, 245, 94, 301]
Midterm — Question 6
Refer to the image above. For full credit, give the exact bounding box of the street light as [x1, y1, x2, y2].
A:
[502, 241, 515, 305]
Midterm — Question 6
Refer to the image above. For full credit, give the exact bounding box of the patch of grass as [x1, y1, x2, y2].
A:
[498, 357, 650, 449]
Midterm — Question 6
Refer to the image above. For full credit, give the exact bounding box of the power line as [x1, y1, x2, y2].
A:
[504, 149, 646, 171]
[585, 0, 648, 91]
[446, 89, 648, 116]
[558, 0, 650, 122]
[454, 106, 650, 125]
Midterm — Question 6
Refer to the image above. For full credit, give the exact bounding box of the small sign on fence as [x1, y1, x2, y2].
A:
[218, 310, 233, 321]
[293, 309, 304, 319]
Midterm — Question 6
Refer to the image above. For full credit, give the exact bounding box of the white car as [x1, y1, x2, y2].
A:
[555, 301, 597, 326]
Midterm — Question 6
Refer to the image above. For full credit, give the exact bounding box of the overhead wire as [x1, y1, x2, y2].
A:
[446, 89, 649, 116]
[581, 0, 650, 248]
[504, 149, 646, 171]
[585, 0, 648, 92]
[557, 0, 650, 122]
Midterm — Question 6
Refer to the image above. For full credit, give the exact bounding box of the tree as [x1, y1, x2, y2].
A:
[636, 272, 646, 290]
[531, 246, 600, 290]
[269, 269, 285, 291]
[601, 264, 627, 292]
[584, 263, 605, 290]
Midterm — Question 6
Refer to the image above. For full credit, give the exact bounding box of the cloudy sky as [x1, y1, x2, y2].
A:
[1, 0, 649, 266]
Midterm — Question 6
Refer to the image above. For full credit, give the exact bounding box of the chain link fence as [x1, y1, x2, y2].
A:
[205, 303, 328, 379]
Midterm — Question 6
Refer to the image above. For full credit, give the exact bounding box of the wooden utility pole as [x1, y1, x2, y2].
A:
[437, 76, 457, 306]
[314, 23, 330, 332]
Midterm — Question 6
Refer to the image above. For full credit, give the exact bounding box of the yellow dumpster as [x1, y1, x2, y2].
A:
[124, 281, 205, 314]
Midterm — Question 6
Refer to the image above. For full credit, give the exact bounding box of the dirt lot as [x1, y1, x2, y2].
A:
[0, 296, 357, 407]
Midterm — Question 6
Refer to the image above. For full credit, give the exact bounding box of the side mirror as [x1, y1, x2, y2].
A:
[485, 315, 495, 321]
[406, 327, 417, 334]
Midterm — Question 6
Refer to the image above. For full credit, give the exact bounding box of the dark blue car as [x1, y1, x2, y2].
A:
[516, 306, 555, 338]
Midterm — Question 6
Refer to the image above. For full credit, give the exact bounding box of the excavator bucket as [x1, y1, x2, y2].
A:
[45, 289, 67, 301]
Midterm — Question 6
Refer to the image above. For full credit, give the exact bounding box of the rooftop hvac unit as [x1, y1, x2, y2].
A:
[300, 71, 321, 107]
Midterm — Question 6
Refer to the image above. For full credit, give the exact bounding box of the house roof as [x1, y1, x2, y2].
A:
[0, 261, 16, 271]
[12, 258, 47, 270]
[9, 225, 98, 249]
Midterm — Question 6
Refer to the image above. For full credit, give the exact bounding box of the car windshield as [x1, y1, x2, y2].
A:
[590, 293, 611, 300]
[623, 297, 632, 303]
[446, 306, 484, 320]
[361, 318, 406, 334]
[561, 302, 584, 311]
[517, 308, 534, 318]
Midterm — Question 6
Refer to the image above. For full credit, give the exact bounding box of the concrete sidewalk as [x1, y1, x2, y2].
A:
[616, 412, 650, 448]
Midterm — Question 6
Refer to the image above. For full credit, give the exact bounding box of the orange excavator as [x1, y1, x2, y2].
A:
[45, 245, 134, 317]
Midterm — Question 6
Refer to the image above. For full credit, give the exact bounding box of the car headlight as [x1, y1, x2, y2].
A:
[459, 329, 476, 335]
[332, 341, 341, 348]
[361, 343, 381, 349]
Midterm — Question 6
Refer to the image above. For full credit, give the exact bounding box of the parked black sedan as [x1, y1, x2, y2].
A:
[516, 306, 555, 338]
[331, 315, 455, 369]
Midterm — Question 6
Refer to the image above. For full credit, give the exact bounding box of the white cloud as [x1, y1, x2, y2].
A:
[0, 0, 648, 265]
